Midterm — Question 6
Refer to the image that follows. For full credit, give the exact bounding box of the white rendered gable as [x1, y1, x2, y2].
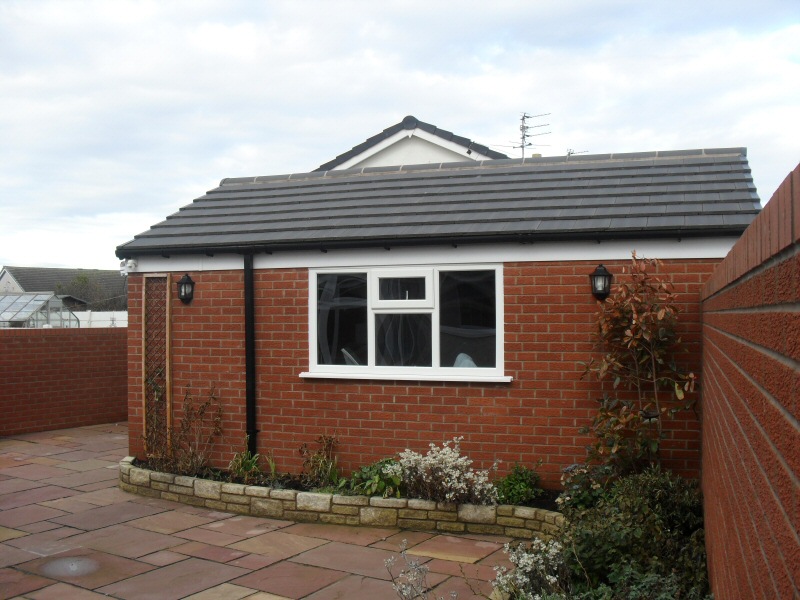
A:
[331, 128, 495, 170]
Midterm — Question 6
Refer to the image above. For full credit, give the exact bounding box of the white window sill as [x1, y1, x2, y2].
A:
[299, 371, 513, 384]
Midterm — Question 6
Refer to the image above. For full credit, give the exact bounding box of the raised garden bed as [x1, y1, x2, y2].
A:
[119, 457, 564, 539]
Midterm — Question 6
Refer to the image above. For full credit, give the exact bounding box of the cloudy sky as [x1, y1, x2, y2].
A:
[2, 1, 798, 270]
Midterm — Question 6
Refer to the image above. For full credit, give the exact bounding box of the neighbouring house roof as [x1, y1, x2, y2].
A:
[0, 266, 126, 302]
[315, 115, 509, 171]
[116, 148, 761, 259]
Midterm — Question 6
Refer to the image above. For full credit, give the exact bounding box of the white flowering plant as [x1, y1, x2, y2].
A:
[383, 436, 498, 505]
[492, 538, 570, 600]
[386, 540, 458, 599]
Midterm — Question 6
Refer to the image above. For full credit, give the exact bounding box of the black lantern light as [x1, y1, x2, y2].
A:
[177, 274, 195, 304]
[589, 264, 613, 301]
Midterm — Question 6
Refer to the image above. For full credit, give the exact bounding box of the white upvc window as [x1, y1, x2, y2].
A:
[303, 264, 510, 382]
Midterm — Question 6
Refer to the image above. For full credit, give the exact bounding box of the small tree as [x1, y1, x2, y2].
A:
[57, 273, 127, 311]
[581, 253, 697, 470]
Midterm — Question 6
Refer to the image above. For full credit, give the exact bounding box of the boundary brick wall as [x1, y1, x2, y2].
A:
[0, 328, 128, 436]
[701, 164, 799, 599]
[127, 257, 716, 488]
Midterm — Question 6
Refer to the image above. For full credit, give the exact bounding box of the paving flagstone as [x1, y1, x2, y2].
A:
[97, 556, 248, 600]
[292, 540, 399, 580]
[1, 423, 516, 598]
[407, 533, 502, 563]
[0, 566, 52, 598]
[20, 581, 115, 599]
[232, 561, 348, 597]
[66, 524, 180, 559]
[18, 547, 155, 589]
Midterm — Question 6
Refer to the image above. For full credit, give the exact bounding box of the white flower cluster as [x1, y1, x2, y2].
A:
[384, 436, 498, 505]
[493, 538, 567, 600]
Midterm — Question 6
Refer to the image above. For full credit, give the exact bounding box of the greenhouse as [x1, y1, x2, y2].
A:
[0, 293, 80, 328]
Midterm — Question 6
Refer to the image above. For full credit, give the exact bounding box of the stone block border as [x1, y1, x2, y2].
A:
[119, 457, 564, 538]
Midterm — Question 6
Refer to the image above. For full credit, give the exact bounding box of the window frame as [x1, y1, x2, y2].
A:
[303, 264, 511, 383]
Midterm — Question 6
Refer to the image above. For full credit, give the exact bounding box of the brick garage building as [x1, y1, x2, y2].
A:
[117, 138, 760, 487]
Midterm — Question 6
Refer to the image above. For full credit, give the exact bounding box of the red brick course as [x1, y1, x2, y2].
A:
[0, 328, 128, 436]
[701, 163, 799, 599]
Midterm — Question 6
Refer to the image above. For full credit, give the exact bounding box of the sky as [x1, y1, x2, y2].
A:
[1, 1, 798, 270]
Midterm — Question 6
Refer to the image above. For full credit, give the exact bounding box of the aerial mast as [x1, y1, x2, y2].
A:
[516, 112, 550, 159]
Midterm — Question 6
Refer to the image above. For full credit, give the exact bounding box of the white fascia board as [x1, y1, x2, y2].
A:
[332, 130, 412, 170]
[128, 237, 735, 274]
[410, 128, 496, 161]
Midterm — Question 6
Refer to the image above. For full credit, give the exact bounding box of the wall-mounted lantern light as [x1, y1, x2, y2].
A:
[589, 264, 613, 301]
[177, 274, 195, 304]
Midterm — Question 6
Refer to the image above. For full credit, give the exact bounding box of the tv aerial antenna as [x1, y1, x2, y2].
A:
[515, 112, 550, 159]
[566, 148, 588, 160]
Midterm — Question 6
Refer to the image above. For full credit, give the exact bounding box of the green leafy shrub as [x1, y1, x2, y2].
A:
[562, 467, 709, 595]
[495, 462, 543, 506]
[557, 463, 617, 512]
[350, 458, 403, 498]
[496, 467, 710, 599]
[572, 565, 711, 600]
[228, 436, 262, 485]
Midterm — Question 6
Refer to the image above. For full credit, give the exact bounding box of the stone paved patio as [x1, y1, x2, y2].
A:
[0, 423, 512, 599]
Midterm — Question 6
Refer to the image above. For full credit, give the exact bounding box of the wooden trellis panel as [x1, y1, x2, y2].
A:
[142, 274, 171, 455]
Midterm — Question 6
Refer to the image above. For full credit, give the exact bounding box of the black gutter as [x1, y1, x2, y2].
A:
[243, 253, 258, 456]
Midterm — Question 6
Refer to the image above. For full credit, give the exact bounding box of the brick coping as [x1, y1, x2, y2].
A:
[119, 457, 563, 539]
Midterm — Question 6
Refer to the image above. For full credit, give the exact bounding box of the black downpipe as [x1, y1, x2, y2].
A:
[244, 254, 258, 455]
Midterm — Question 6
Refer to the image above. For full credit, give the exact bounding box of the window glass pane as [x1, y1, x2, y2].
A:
[375, 314, 432, 367]
[378, 277, 426, 301]
[317, 273, 367, 365]
[439, 271, 496, 368]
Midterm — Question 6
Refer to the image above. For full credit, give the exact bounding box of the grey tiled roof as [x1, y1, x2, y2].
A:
[2, 266, 126, 299]
[116, 148, 761, 259]
[315, 115, 509, 171]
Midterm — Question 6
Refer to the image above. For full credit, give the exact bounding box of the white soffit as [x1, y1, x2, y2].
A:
[130, 237, 735, 274]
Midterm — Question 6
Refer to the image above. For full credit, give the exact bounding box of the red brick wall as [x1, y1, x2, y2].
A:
[701, 164, 799, 599]
[0, 328, 128, 436]
[127, 258, 717, 487]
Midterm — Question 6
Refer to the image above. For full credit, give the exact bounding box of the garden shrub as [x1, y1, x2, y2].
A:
[495, 462, 543, 506]
[572, 565, 712, 600]
[580, 253, 697, 471]
[228, 436, 263, 485]
[142, 385, 223, 478]
[384, 436, 498, 505]
[562, 466, 709, 595]
[299, 434, 343, 490]
[349, 458, 403, 498]
[497, 467, 710, 599]
[557, 463, 617, 512]
[493, 537, 570, 599]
